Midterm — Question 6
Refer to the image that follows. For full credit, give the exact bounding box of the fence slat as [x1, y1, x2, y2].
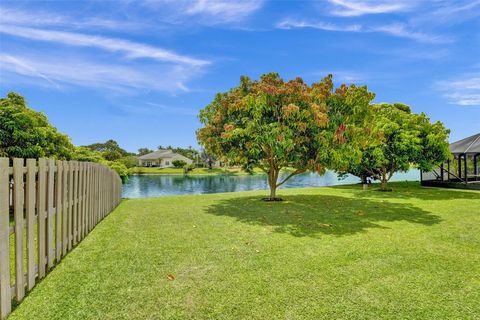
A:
[1, 158, 122, 320]
[13, 158, 25, 301]
[62, 161, 68, 256]
[46, 160, 55, 270]
[25, 159, 36, 291]
[37, 158, 47, 279]
[72, 162, 78, 246]
[55, 161, 63, 262]
[0, 158, 12, 318]
[67, 162, 73, 251]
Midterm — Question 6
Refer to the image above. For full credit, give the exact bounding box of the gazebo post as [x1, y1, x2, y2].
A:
[447, 159, 450, 181]
[464, 153, 468, 183]
[458, 155, 462, 180]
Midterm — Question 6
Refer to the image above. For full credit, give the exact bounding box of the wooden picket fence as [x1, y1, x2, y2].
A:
[0, 158, 122, 319]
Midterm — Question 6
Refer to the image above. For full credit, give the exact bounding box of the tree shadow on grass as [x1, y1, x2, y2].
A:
[205, 193, 442, 238]
[334, 181, 480, 201]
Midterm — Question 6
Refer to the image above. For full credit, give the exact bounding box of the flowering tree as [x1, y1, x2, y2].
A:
[197, 73, 374, 200]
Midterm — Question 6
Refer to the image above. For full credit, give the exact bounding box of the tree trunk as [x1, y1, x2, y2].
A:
[380, 168, 388, 191]
[267, 168, 280, 200]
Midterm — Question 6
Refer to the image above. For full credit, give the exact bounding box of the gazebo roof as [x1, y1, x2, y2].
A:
[450, 133, 480, 154]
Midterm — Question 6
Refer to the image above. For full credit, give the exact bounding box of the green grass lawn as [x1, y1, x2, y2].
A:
[9, 182, 480, 319]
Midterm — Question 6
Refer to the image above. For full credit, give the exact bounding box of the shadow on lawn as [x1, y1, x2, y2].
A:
[205, 193, 442, 237]
[334, 182, 480, 201]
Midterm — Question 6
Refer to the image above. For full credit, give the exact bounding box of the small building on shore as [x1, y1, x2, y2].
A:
[137, 150, 193, 168]
[421, 133, 480, 190]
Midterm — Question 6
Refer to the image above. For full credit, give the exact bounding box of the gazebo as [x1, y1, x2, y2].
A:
[421, 133, 480, 190]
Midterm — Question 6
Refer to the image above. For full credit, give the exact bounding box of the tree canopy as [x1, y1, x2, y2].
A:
[0, 92, 74, 159]
[337, 103, 451, 190]
[197, 73, 375, 200]
[83, 139, 130, 161]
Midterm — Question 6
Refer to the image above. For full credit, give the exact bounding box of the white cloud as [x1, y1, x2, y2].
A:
[0, 25, 209, 67]
[328, 0, 414, 17]
[277, 19, 361, 32]
[0, 7, 140, 30]
[276, 19, 450, 43]
[141, 0, 263, 25]
[185, 0, 263, 22]
[0, 53, 199, 93]
[372, 23, 451, 44]
[437, 74, 480, 106]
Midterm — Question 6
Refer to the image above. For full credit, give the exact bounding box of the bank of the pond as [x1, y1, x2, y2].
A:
[123, 169, 420, 198]
[9, 182, 480, 320]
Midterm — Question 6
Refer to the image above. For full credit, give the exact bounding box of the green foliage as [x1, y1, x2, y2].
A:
[0, 92, 75, 159]
[172, 159, 187, 168]
[84, 139, 129, 161]
[105, 160, 129, 181]
[118, 156, 138, 169]
[197, 73, 375, 199]
[72, 146, 104, 162]
[338, 103, 451, 190]
[138, 148, 153, 156]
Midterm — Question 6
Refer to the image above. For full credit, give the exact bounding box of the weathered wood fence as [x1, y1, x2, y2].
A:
[0, 158, 122, 319]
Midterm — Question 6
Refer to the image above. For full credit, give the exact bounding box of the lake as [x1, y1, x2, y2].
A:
[122, 169, 420, 198]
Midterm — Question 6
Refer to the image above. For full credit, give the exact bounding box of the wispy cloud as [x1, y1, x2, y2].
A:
[0, 53, 199, 93]
[436, 73, 480, 106]
[0, 25, 209, 67]
[141, 0, 264, 25]
[277, 19, 361, 32]
[276, 19, 450, 43]
[327, 0, 414, 17]
[0, 7, 141, 30]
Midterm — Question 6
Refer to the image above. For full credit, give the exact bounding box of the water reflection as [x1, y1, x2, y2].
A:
[122, 169, 419, 198]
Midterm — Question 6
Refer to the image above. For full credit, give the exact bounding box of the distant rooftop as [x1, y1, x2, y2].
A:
[137, 149, 173, 160]
[450, 133, 480, 154]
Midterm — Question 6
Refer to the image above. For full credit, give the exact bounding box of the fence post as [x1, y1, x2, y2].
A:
[13, 158, 25, 301]
[25, 159, 36, 291]
[37, 158, 47, 279]
[0, 158, 11, 318]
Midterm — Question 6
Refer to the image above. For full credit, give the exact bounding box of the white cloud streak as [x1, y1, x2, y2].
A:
[0, 53, 198, 93]
[0, 25, 209, 67]
[437, 74, 480, 106]
[328, 0, 414, 17]
[276, 19, 450, 44]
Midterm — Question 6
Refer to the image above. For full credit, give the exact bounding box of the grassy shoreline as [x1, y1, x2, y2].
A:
[129, 166, 265, 176]
[9, 182, 480, 319]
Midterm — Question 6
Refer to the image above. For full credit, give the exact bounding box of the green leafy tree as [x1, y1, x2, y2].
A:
[138, 148, 153, 156]
[197, 73, 374, 200]
[72, 146, 104, 162]
[200, 149, 217, 169]
[341, 103, 450, 191]
[172, 159, 187, 168]
[84, 139, 128, 161]
[118, 156, 138, 168]
[0, 92, 74, 159]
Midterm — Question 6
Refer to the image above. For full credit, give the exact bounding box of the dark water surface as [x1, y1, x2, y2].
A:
[122, 169, 420, 198]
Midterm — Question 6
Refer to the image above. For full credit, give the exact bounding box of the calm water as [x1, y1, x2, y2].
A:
[122, 169, 420, 198]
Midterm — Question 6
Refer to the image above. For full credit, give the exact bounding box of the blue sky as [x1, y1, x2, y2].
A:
[0, 0, 479, 152]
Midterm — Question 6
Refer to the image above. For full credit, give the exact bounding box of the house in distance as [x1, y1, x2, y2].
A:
[137, 149, 193, 168]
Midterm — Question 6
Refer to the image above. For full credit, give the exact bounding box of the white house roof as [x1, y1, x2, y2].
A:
[137, 149, 192, 161]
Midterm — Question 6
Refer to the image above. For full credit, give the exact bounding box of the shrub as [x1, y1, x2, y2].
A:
[172, 159, 187, 168]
